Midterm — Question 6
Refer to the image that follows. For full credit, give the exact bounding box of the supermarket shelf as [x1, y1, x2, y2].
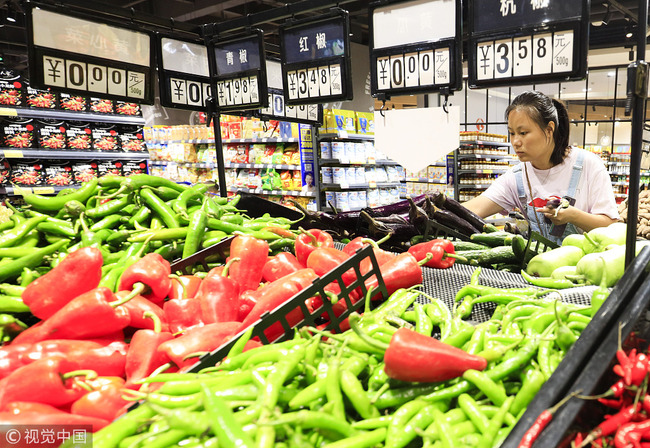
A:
[229, 187, 315, 197]
[404, 177, 448, 184]
[318, 132, 374, 141]
[0, 106, 145, 125]
[612, 182, 629, 186]
[459, 140, 510, 147]
[0, 184, 80, 196]
[458, 169, 509, 174]
[457, 153, 513, 159]
[458, 184, 493, 189]
[226, 163, 301, 170]
[608, 161, 631, 165]
[321, 182, 401, 190]
[150, 161, 214, 169]
[322, 205, 366, 213]
[615, 193, 628, 198]
[1, 149, 150, 160]
[147, 137, 298, 145]
[319, 158, 400, 167]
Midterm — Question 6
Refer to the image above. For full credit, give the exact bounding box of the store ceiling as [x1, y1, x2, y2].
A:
[0, 0, 646, 73]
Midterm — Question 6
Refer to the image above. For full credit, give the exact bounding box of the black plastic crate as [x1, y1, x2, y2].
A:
[233, 192, 304, 224]
[500, 245, 650, 448]
[423, 218, 472, 241]
[170, 235, 235, 274]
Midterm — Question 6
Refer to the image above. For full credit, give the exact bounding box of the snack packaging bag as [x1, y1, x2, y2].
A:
[272, 144, 284, 164]
[280, 170, 293, 190]
[292, 170, 302, 190]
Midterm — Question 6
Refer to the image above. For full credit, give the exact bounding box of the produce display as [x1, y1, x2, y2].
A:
[618, 190, 650, 239]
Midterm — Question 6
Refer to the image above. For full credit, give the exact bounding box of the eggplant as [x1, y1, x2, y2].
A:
[423, 195, 437, 219]
[362, 194, 428, 218]
[374, 214, 410, 226]
[360, 211, 420, 241]
[408, 197, 429, 234]
[432, 193, 488, 232]
[432, 209, 482, 237]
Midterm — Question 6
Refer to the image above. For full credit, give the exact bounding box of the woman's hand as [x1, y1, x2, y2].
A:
[535, 205, 573, 225]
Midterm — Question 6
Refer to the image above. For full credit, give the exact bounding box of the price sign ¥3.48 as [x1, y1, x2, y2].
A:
[468, 0, 588, 88]
[280, 10, 353, 106]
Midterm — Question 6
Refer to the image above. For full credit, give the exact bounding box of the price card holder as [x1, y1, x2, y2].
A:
[210, 30, 268, 112]
[3, 150, 23, 158]
[369, 0, 462, 98]
[468, 0, 588, 88]
[279, 9, 353, 106]
[33, 187, 55, 195]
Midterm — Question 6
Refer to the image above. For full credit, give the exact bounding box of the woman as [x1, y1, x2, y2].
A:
[463, 91, 619, 244]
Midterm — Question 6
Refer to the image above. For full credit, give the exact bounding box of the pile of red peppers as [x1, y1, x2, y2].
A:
[0, 229, 431, 430]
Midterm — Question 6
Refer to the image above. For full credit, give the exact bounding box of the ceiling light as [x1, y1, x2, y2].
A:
[5, 4, 16, 23]
[601, 3, 611, 26]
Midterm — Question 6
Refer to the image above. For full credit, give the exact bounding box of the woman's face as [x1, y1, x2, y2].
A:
[508, 108, 555, 170]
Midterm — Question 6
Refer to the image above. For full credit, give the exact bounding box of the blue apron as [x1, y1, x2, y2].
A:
[513, 150, 585, 245]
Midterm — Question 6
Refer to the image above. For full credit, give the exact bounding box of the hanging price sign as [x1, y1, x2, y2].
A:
[369, 0, 462, 98]
[209, 30, 268, 112]
[156, 35, 211, 111]
[468, 0, 589, 88]
[26, 5, 155, 104]
[279, 9, 352, 106]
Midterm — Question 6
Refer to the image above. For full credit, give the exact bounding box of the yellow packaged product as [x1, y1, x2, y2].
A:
[355, 112, 374, 135]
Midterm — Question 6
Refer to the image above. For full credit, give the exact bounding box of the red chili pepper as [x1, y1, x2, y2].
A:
[408, 239, 464, 269]
[383, 327, 487, 382]
[0, 410, 109, 431]
[518, 393, 578, 448]
[614, 420, 650, 448]
[3, 401, 68, 415]
[117, 291, 169, 332]
[238, 289, 261, 322]
[599, 397, 627, 409]
[342, 235, 395, 274]
[364, 252, 425, 300]
[125, 311, 173, 387]
[36, 287, 134, 342]
[168, 275, 202, 300]
[228, 235, 269, 293]
[157, 322, 240, 369]
[238, 268, 318, 342]
[118, 253, 172, 305]
[295, 228, 334, 266]
[628, 352, 648, 386]
[307, 247, 355, 284]
[585, 403, 642, 443]
[163, 297, 204, 334]
[196, 260, 241, 324]
[0, 355, 88, 408]
[21, 247, 103, 319]
[262, 252, 303, 283]
[71, 376, 129, 423]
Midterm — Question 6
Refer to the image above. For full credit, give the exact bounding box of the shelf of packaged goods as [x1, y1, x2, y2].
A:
[147, 137, 299, 145]
[318, 132, 374, 141]
[615, 193, 628, 198]
[458, 184, 493, 189]
[150, 161, 215, 169]
[322, 206, 366, 213]
[458, 169, 509, 174]
[457, 152, 513, 159]
[229, 187, 315, 197]
[319, 159, 400, 167]
[459, 140, 510, 147]
[0, 184, 80, 196]
[0, 149, 150, 160]
[321, 182, 402, 191]
[607, 161, 631, 165]
[0, 107, 145, 125]
[404, 177, 447, 184]
[612, 182, 629, 186]
[226, 163, 301, 170]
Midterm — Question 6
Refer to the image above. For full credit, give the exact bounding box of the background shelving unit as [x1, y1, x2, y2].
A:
[453, 139, 513, 202]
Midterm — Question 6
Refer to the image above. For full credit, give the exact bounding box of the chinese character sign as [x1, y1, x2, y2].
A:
[214, 36, 262, 76]
[472, 0, 582, 34]
[282, 20, 346, 65]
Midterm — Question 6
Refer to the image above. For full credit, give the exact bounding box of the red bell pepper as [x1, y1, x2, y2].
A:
[118, 253, 172, 305]
[163, 297, 204, 334]
[295, 228, 334, 266]
[408, 239, 464, 269]
[36, 287, 134, 342]
[0, 343, 33, 379]
[365, 252, 425, 300]
[343, 236, 396, 276]
[158, 322, 240, 369]
[168, 275, 202, 300]
[0, 355, 88, 408]
[306, 247, 355, 284]
[125, 311, 173, 387]
[262, 252, 303, 283]
[71, 376, 129, 422]
[238, 268, 318, 342]
[0, 410, 109, 431]
[384, 328, 487, 382]
[117, 291, 169, 332]
[228, 235, 269, 293]
[21, 247, 103, 319]
[197, 261, 241, 324]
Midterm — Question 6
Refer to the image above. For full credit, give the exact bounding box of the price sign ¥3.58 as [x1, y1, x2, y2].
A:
[468, 0, 588, 88]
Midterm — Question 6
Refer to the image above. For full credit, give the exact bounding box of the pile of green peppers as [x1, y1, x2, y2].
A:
[81, 269, 593, 448]
[0, 174, 300, 293]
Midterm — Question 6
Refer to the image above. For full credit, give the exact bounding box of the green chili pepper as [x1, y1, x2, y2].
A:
[520, 269, 576, 289]
[0, 240, 68, 283]
[128, 206, 152, 228]
[128, 228, 188, 243]
[85, 194, 132, 220]
[462, 369, 508, 406]
[590, 257, 610, 317]
[0, 215, 46, 248]
[63, 199, 86, 218]
[89, 215, 124, 232]
[509, 366, 546, 416]
[182, 203, 208, 259]
[23, 178, 99, 212]
[475, 396, 513, 448]
[140, 188, 180, 228]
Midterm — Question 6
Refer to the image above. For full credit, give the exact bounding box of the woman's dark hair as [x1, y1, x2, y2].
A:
[505, 90, 570, 166]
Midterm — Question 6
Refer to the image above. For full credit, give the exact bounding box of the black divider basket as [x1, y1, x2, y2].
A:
[523, 230, 559, 260]
[170, 236, 235, 274]
[183, 244, 389, 373]
[423, 218, 472, 241]
[500, 246, 650, 448]
[234, 192, 305, 224]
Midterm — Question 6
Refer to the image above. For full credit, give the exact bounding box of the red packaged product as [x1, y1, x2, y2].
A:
[59, 93, 88, 112]
[25, 85, 56, 109]
[0, 160, 10, 185]
[121, 160, 147, 177]
[119, 125, 146, 152]
[0, 68, 24, 106]
[115, 101, 141, 116]
[89, 98, 114, 114]
[43, 161, 74, 187]
[72, 162, 98, 184]
[92, 125, 120, 152]
[11, 160, 45, 186]
[96, 160, 123, 178]
[36, 119, 67, 150]
[2, 117, 36, 148]
[66, 121, 93, 151]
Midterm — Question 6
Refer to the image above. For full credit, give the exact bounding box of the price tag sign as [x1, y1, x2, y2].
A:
[279, 9, 352, 106]
[26, 5, 154, 104]
[370, 0, 462, 98]
[156, 35, 212, 112]
[468, 0, 588, 88]
[209, 30, 268, 112]
[3, 150, 23, 158]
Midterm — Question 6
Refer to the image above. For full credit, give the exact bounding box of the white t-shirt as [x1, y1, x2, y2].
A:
[483, 147, 619, 221]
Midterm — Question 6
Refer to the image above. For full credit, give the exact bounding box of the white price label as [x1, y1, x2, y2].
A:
[285, 104, 297, 118]
[476, 41, 494, 80]
[216, 81, 226, 106]
[88, 64, 107, 93]
[240, 77, 251, 104]
[297, 105, 308, 120]
[376, 56, 390, 90]
[297, 69, 309, 99]
[532, 33, 553, 75]
[390, 55, 404, 89]
[186, 80, 204, 107]
[232, 78, 242, 105]
[494, 39, 512, 79]
[249, 76, 259, 104]
[127, 71, 145, 99]
[307, 104, 319, 121]
[43, 56, 66, 88]
[434, 48, 450, 85]
[169, 78, 187, 105]
[108, 68, 127, 96]
[553, 30, 573, 73]
[65, 60, 87, 90]
[329, 64, 342, 95]
[272, 93, 285, 116]
[513, 36, 532, 77]
[308, 68, 319, 98]
[404, 52, 419, 88]
[318, 66, 331, 96]
[419, 50, 434, 86]
[286, 71, 299, 100]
